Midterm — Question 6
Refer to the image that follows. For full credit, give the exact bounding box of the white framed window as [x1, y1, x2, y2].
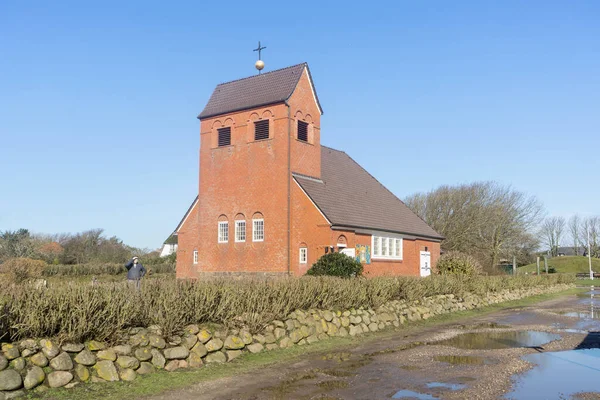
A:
[299, 247, 307, 264]
[218, 221, 229, 243]
[235, 220, 246, 242]
[253, 219, 264, 242]
[193, 250, 198, 264]
[371, 234, 403, 260]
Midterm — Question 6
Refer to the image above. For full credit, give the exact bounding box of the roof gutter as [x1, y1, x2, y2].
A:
[330, 224, 445, 242]
[286, 102, 291, 276]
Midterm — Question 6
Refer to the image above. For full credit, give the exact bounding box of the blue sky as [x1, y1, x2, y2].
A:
[1, 1, 598, 249]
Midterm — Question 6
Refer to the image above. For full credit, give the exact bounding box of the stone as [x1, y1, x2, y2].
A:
[168, 336, 182, 346]
[151, 349, 166, 369]
[94, 360, 119, 382]
[279, 337, 292, 348]
[75, 364, 90, 382]
[4, 390, 25, 399]
[74, 350, 96, 366]
[266, 344, 279, 351]
[1, 344, 20, 360]
[130, 333, 149, 347]
[164, 346, 189, 360]
[24, 366, 45, 390]
[187, 352, 203, 368]
[116, 356, 140, 370]
[204, 351, 227, 363]
[247, 343, 264, 354]
[86, 340, 106, 351]
[9, 358, 25, 371]
[317, 333, 329, 341]
[20, 349, 33, 358]
[184, 324, 200, 335]
[29, 352, 48, 368]
[191, 342, 208, 358]
[297, 339, 307, 346]
[62, 343, 84, 353]
[112, 345, 132, 356]
[368, 323, 378, 332]
[90, 376, 106, 383]
[0, 369, 23, 391]
[134, 347, 153, 361]
[285, 319, 295, 331]
[47, 371, 73, 388]
[224, 336, 245, 350]
[119, 368, 136, 382]
[264, 333, 277, 344]
[306, 335, 319, 344]
[326, 323, 338, 336]
[226, 350, 243, 361]
[323, 310, 334, 322]
[240, 331, 253, 345]
[300, 325, 311, 338]
[164, 360, 180, 372]
[338, 327, 349, 337]
[0, 355, 7, 371]
[147, 325, 162, 335]
[197, 329, 212, 344]
[252, 334, 266, 344]
[289, 329, 304, 343]
[349, 325, 362, 336]
[65, 382, 79, 389]
[50, 352, 73, 371]
[148, 334, 166, 349]
[183, 334, 198, 350]
[137, 362, 154, 375]
[97, 349, 117, 361]
[205, 338, 224, 352]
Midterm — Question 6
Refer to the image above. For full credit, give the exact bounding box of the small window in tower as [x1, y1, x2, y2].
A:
[193, 250, 198, 264]
[254, 120, 269, 141]
[297, 121, 308, 142]
[218, 127, 231, 147]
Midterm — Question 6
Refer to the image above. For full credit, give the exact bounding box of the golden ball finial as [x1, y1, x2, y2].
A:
[255, 60, 265, 71]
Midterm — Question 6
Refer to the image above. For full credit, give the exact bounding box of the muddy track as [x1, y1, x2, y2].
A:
[144, 291, 600, 400]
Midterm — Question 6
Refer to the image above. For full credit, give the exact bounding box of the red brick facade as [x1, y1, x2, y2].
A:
[176, 66, 441, 278]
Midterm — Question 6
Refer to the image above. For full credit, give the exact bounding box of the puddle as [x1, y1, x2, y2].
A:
[426, 382, 467, 390]
[563, 311, 600, 319]
[392, 390, 438, 399]
[437, 331, 560, 350]
[505, 348, 600, 399]
[434, 355, 496, 365]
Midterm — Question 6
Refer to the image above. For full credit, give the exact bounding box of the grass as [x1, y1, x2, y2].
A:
[519, 256, 600, 274]
[30, 287, 580, 400]
[576, 278, 599, 287]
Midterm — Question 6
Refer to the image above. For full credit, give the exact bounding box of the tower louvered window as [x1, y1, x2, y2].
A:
[218, 127, 231, 147]
[297, 121, 308, 142]
[254, 120, 269, 140]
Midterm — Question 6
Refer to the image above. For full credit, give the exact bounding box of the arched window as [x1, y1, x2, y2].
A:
[234, 214, 246, 242]
[299, 242, 308, 264]
[252, 212, 264, 242]
[218, 215, 229, 243]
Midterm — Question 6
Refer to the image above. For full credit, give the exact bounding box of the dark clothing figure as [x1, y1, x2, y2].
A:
[125, 258, 146, 289]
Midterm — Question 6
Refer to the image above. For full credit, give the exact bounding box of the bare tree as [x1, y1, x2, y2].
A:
[405, 181, 544, 269]
[582, 216, 600, 257]
[540, 217, 566, 256]
[569, 215, 581, 256]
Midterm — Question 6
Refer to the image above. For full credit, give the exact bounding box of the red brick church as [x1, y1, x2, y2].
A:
[175, 63, 442, 278]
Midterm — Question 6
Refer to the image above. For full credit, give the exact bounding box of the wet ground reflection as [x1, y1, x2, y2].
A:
[437, 331, 560, 350]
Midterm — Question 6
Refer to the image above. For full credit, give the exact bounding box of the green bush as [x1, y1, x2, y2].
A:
[0, 258, 47, 283]
[306, 252, 364, 278]
[436, 251, 482, 276]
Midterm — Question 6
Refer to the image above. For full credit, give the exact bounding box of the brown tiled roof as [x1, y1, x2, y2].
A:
[294, 147, 443, 240]
[198, 63, 323, 119]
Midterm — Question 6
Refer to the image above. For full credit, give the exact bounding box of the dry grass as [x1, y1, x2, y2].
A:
[0, 274, 574, 343]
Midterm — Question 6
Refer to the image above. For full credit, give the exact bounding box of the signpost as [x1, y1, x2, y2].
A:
[537, 257, 540, 276]
[589, 226, 594, 281]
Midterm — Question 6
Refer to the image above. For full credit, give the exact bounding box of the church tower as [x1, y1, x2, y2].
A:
[177, 63, 324, 277]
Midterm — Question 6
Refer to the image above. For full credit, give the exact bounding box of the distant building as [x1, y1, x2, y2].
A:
[159, 234, 178, 257]
[175, 63, 443, 278]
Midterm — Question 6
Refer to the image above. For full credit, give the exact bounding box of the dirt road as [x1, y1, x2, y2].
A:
[145, 289, 600, 400]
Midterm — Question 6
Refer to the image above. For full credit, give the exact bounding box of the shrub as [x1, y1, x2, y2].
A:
[0, 258, 47, 283]
[0, 274, 574, 343]
[306, 252, 364, 278]
[436, 251, 482, 276]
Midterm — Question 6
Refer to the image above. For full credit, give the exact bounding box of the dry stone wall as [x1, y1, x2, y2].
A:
[0, 284, 571, 398]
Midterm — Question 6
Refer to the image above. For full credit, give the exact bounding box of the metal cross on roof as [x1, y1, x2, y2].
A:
[253, 41, 266, 60]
